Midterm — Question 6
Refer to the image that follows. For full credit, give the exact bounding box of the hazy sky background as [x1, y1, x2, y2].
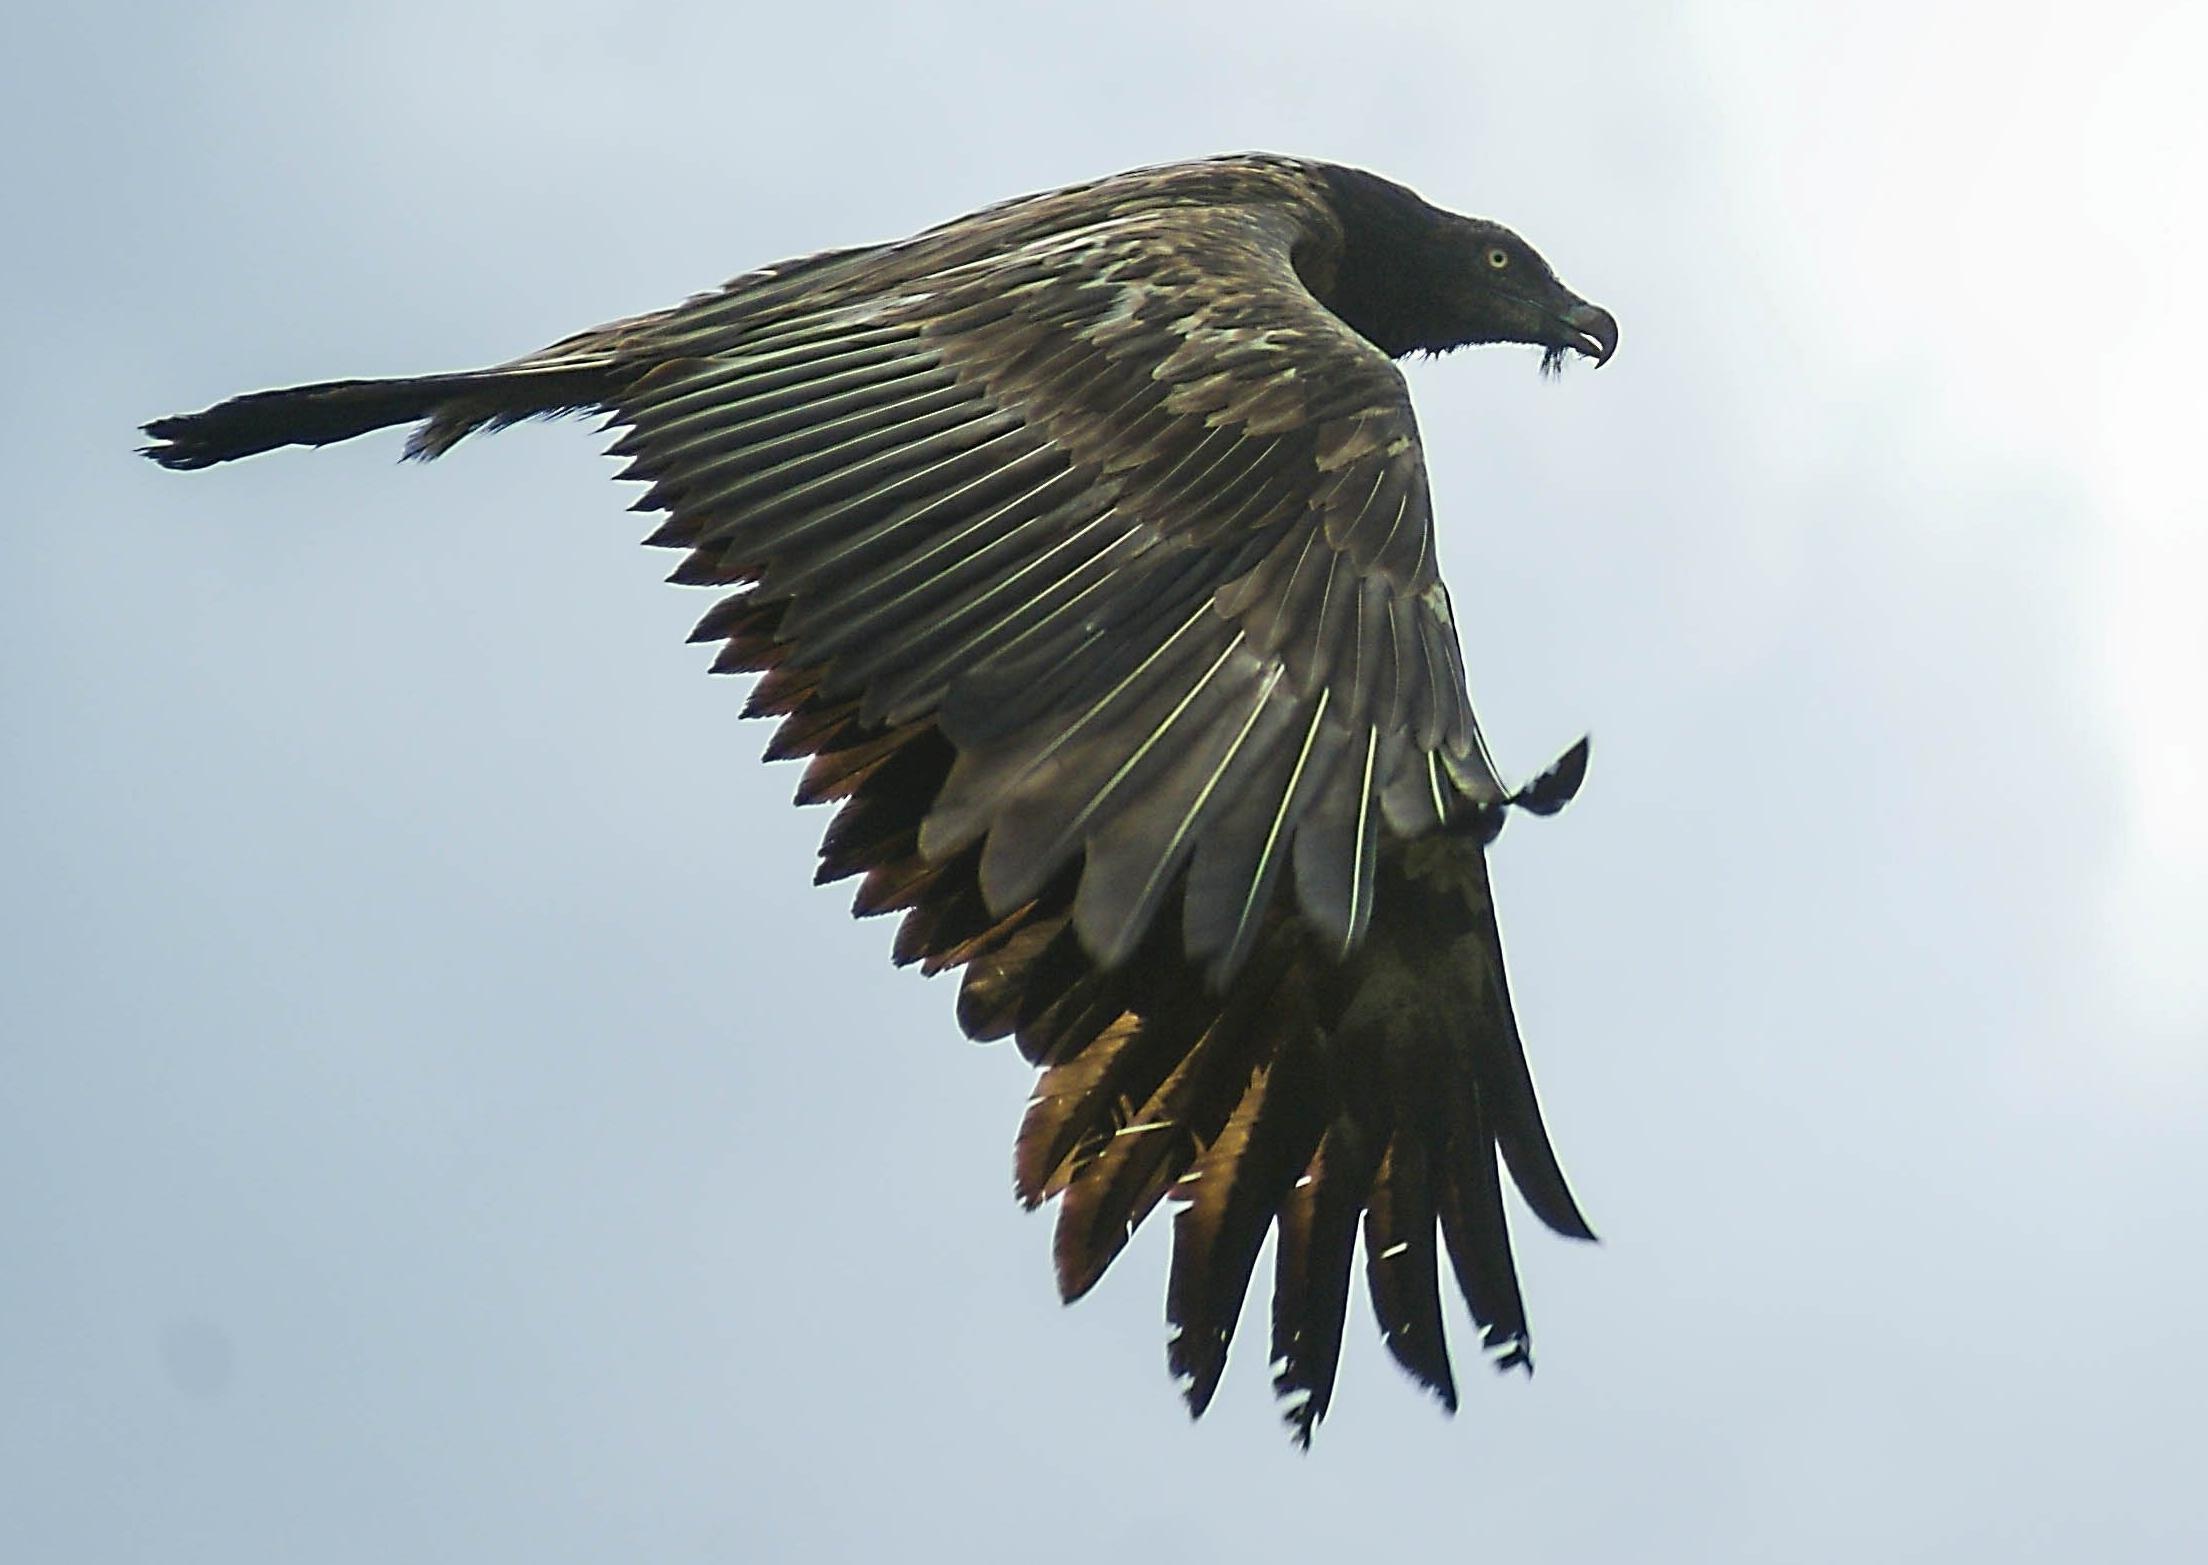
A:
[7, 3, 2204, 1560]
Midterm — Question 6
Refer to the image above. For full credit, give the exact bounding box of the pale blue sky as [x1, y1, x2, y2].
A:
[7, 3, 2204, 1561]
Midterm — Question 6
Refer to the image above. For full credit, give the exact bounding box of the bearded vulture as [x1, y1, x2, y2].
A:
[145, 153, 1619, 1441]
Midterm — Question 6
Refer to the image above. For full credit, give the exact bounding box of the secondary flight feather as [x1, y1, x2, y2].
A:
[145, 152, 1618, 1441]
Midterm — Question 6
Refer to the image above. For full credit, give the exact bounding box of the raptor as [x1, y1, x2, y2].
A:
[146, 153, 1618, 1441]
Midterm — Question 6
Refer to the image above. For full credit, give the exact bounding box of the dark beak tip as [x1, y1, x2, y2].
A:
[1565, 302, 1618, 366]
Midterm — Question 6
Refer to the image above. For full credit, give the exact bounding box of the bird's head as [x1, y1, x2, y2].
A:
[1439, 219, 1618, 371]
[1313, 165, 1617, 367]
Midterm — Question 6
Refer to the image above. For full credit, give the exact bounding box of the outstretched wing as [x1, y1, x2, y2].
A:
[612, 179, 1508, 983]
[594, 167, 1588, 1437]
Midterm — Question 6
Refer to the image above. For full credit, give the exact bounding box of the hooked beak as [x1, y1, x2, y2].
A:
[1555, 300, 1618, 366]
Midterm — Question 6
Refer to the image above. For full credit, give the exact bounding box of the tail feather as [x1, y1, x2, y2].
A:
[140, 359, 618, 470]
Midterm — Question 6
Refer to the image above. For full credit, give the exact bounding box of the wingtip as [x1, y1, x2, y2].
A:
[1489, 1333, 1536, 1376]
[1511, 734, 1590, 817]
[138, 420, 216, 471]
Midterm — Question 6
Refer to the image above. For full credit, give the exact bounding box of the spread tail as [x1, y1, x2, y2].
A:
[140, 357, 619, 470]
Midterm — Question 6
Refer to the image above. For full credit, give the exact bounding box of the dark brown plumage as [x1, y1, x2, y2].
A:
[144, 153, 1617, 1441]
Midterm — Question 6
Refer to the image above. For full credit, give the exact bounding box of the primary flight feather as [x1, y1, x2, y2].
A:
[145, 152, 1617, 1442]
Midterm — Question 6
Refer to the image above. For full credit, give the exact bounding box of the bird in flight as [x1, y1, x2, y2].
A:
[145, 153, 1617, 1442]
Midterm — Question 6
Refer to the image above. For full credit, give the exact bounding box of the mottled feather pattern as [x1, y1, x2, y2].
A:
[141, 153, 1614, 1438]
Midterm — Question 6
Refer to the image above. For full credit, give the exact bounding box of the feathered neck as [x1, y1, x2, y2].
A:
[1314, 166, 1475, 359]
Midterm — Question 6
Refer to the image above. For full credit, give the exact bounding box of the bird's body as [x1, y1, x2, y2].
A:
[146, 153, 1616, 1440]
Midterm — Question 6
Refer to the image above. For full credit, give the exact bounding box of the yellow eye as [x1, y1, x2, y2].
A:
[1486, 247, 1510, 269]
